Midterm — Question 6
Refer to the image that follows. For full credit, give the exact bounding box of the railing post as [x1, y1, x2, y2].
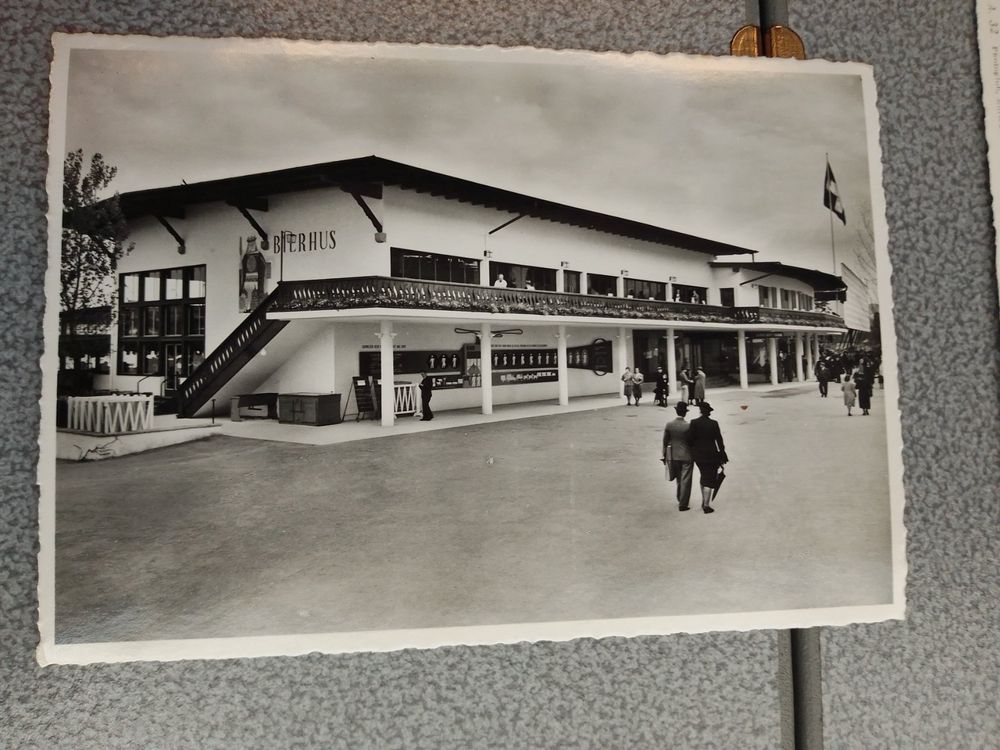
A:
[480, 323, 494, 415]
[737, 329, 749, 390]
[378, 320, 396, 427]
[556, 325, 569, 406]
[768, 337, 780, 385]
[666, 328, 678, 398]
[795, 333, 805, 382]
[616, 326, 629, 399]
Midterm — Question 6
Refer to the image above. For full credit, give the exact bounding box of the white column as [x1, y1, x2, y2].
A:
[737, 329, 749, 390]
[616, 275, 626, 297]
[813, 334, 821, 363]
[379, 319, 395, 427]
[480, 255, 490, 286]
[480, 323, 493, 415]
[616, 326, 629, 398]
[556, 325, 569, 406]
[556, 267, 565, 293]
[804, 334, 815, 380]
[665, 328, 678, 400]
[580, 272, 589, 295]
[767, 337, 779, 385]
[794, 332, 805, 382]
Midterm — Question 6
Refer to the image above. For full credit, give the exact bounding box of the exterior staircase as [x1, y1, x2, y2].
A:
[176, 287, 289, 418]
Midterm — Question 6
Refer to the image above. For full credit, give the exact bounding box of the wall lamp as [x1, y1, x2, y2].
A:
[620, 269, 629, 277]
[484, 250, 493, 258]
[668, 275, 677, 282]
[560, 261, 570, 268]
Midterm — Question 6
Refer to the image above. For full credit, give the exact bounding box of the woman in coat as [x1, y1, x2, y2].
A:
[842, 371, 857, 416]
[679, 367, 694, 404]
[855, 370, 872, 415]
[693, 367, 707, 404]
[685, 401, 728, 513]
[621, 367, 635, 406]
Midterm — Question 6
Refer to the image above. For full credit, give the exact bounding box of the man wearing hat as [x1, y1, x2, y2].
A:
[661, 401, 694, 511]
[686, 401, 728, 514]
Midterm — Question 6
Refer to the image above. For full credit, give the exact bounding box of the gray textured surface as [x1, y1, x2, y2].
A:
[796, 1, 1000, 747]
[2, 0, 998, 747]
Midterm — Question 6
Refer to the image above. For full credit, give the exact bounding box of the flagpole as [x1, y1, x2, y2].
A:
[827, 153, 838, 275]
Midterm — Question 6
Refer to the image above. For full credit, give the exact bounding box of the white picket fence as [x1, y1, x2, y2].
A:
[66, 395, 155, 435]
[393, 382, 418, 416]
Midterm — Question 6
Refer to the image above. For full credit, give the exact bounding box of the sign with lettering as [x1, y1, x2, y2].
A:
[353, 377, 378, 417]
[493, 369, 559, 386]
[272, 229, 337, 254]
[567, 338, 612, 375]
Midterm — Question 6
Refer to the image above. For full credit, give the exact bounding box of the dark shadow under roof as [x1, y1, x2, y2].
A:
[109, 156, 756, 257]
[709, 261, 844, 292]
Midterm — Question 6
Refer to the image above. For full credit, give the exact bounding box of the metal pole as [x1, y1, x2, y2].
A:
[759, 0, 790, 31]
[827, 154, 838, 275]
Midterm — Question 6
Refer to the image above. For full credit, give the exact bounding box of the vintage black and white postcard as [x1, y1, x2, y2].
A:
[39, 35, 905, 664]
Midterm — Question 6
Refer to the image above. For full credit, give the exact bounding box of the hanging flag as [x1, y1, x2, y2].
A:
[823, 162, 847, 224]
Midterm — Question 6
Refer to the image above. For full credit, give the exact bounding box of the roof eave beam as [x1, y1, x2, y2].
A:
[739, 272, 776, 286]
[155, 215, 186, 254]
[348, 191, 383, 233]
[227, 199, 270, 249]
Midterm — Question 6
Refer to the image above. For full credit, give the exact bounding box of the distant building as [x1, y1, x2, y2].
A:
[86, 156, 848, 424]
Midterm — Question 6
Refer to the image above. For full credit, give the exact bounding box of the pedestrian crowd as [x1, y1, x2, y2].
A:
[812, 348, 882, 416]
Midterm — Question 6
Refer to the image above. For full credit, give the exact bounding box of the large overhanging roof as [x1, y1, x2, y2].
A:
[105, 156, 755, 257]
[709, 261, 844, 292]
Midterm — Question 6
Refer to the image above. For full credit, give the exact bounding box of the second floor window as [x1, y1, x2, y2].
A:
[391, 247, 480, 284]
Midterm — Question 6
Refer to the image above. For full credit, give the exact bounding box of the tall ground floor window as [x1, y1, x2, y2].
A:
[118, 264, 207, 389]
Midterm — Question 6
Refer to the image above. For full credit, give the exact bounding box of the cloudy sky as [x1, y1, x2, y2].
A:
[62, 41, 877, 275]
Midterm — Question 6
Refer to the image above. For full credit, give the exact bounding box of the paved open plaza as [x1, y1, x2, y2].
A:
[55, 383, 893, 644]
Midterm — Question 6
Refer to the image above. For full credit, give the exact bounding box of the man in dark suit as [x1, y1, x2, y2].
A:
[662, 401, 694, 510]
[686, 401, 728, 513]
[418, 372, 434, 421]
[653, 366, 670, 407]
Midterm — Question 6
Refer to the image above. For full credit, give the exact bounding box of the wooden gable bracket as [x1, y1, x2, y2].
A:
[155, 215, 186, 254]
[226, 197, 270, 249]
[343, 188, 384, 236]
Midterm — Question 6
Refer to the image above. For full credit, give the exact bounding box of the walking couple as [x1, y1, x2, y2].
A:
[661, 400, 728, 514]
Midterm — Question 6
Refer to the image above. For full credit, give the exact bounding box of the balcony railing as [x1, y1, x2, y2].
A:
[271, 276, 845, 329]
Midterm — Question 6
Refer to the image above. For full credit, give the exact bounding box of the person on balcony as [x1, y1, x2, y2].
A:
[418, 372, 434, 422]
[524, 279, 535, 290]
[493, 274, 508, 288]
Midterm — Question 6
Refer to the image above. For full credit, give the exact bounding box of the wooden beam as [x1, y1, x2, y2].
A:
[225, 196, 269, 212]
[350, 192, 383, 233]
[155, 216, 186, 253]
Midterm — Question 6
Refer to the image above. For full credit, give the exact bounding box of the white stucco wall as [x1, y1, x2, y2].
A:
[710, 267, 817, 308]
[118, 186, 382, 355]
[382, 187, 720, 301]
